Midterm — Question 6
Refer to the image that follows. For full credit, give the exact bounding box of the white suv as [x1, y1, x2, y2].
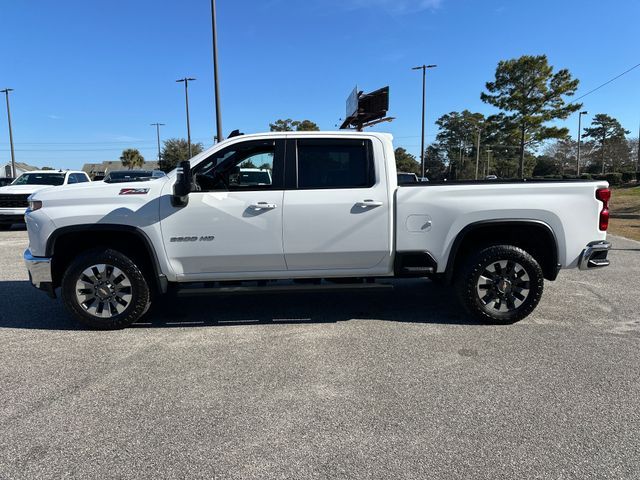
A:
[0, 170, 90, 230]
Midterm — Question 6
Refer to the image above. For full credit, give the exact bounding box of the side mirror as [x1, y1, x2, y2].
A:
[172, 160, 192, 206]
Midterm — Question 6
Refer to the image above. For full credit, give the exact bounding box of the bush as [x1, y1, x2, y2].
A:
[579, 173, 592, 180]
[621, 172, 636, 183]
[593, 173, 623, 185]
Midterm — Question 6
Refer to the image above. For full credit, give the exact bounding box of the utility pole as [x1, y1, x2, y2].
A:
[576, 110, 588, 175]
[486, 149, 493, 176]
[474, 127, 482, 180]
[457, 140, 464, 180]
[636, 121, 639, 178]
[210, 0, 223, 143]
[412, 64, 437, 179]
[176, 77, 196, 157]
[1, 88, 16, 178]
[601, 130, 606, 175]
[150, 123, 165, 162]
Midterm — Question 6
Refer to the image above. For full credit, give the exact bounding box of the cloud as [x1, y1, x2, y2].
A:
[47, 114, 63, 120]
[344, 0, 442, 14]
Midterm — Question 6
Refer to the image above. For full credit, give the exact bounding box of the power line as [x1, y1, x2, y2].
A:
[573, 62, 640, 102]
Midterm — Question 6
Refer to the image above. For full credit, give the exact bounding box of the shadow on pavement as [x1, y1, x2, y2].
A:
[0, 279, 477, 331]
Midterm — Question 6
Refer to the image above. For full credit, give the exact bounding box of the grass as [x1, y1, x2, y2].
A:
[609, 186, 640, 241]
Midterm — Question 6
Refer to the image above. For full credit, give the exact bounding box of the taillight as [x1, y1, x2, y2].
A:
[596, 188, 611, 231]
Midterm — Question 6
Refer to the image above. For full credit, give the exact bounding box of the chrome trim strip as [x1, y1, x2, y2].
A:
[23, 248, 53, 287]
[578, 241, 611, 270]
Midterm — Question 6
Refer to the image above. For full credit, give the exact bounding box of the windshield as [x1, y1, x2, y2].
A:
[12, 173, 65, 186]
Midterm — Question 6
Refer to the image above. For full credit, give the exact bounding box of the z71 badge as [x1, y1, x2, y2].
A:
[119, 188, 149, 195]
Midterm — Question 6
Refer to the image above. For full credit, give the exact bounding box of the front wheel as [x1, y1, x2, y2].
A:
[455, 245, 544, 324]
[61, 248, 151, 329]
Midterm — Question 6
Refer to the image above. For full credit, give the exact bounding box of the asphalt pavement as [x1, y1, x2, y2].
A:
[1, 227, 639, 479]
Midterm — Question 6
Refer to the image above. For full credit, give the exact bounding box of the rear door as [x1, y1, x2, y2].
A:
[282, 136, 392, 274]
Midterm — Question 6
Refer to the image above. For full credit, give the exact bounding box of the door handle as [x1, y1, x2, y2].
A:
[355, 200, 383, 208]
[249, 202, 277, 210]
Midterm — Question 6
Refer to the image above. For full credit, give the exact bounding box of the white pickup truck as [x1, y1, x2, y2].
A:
[0, 170, 91, 230]
[22, 132, 611, 329]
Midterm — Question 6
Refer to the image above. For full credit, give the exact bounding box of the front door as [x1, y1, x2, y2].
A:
[160, 139, 286, 279]
[282, 137, 392, 274]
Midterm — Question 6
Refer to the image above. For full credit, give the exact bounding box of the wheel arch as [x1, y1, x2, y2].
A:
[46, 224, 167, 293]
[444, 219, 560, 283]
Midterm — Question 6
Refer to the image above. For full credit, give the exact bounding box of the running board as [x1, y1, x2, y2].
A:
[176, 282, 394, 297]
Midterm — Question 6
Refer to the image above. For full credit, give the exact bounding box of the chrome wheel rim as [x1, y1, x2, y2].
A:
[476, 260, 530, 312]
[75, 264, 133, 318]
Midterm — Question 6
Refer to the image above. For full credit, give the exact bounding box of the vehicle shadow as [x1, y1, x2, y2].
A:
[0, 279, 477, 331]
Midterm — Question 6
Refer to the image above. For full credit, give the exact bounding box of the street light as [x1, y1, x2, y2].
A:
[210, 0, 223, 143]
[176, 77, 196, 157]
[485, 149, 493, 176]
[412, 64, 437, 178]
[1, 88, 16, 178]
[150, 123, 165, 162]
[474, 127, 482, 180]
[576, 110, 588, 175]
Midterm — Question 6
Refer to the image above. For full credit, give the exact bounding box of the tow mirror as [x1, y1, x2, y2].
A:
[172, 160, 192, 206]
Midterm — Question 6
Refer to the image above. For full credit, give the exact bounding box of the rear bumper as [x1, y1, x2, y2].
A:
[23, 248, 56, 298]
[578, 240, 611, 270]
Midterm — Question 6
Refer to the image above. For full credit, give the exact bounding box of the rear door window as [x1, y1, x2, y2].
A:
[296, 139, 374, 189]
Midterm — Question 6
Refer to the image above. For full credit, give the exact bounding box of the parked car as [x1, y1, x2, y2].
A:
[237, 168, 272, 186]
[0, 170, 90, 230]
[23, 132, 611, 329]
[0, 177, 15, 187]
[103, 170, 166, 183]
[397, 172, 419, 185]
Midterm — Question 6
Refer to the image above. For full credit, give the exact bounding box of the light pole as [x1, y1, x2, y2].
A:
[576, 110, 588, 175]
[474, 127, 482, 180]
[150, 123, 165, 162]
[412, 64, 437, 179]
[485, 149, 493, 176]
[636, 121, 639, 178]
[210, 0, 223, 143]
[176, 77, 196, 157]
[1, 88, 16, 178]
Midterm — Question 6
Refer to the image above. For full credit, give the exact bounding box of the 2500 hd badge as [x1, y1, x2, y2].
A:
[170, 236, 215, 242]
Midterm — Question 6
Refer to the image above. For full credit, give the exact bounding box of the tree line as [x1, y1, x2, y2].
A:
[395, 54, 638, 183]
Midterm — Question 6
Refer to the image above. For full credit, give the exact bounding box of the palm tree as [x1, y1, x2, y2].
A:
[120, 149, 145, 170]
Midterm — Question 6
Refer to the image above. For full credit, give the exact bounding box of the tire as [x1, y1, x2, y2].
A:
[455, 245, 544, 324]
[61, 248, 151, 329]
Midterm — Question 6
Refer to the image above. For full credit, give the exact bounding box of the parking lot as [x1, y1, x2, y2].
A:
[1, 227, 639, 479]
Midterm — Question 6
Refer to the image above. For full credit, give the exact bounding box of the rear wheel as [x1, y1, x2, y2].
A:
[455, 245, 543, 324]
[61, 248, 151, 329]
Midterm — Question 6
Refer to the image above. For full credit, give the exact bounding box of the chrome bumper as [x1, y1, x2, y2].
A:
[24, 249, 55, 296]
[578, 241, 611, 270]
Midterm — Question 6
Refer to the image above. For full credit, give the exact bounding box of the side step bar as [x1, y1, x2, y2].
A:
[176, 282, 394, 297]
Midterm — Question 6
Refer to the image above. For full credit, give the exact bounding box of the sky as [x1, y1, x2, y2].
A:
[0, 0, 639, 170]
